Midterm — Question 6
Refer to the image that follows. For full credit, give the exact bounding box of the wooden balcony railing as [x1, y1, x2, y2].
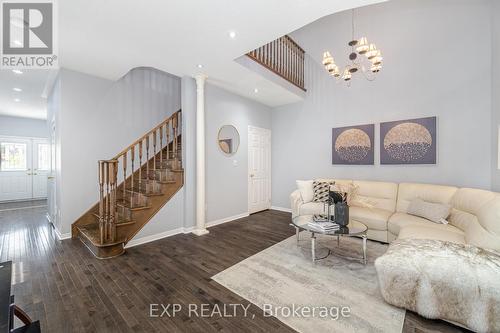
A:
[247, 35, 306, 91]
[97, 110, 182, 244]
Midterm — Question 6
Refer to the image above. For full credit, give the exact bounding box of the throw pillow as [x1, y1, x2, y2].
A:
[407, 198, 451, 224]
[296, 180, 314, 203]
[313, 180, 333, 202]
[331, 182, 376, 208]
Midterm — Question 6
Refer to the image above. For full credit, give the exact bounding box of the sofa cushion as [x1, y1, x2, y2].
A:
[296, 180, 314, 203]
[388, 212, 464, 237]
[299, 202, 325, 216]
[397, 183, 458, 213]
[398, 225, 465, 244]
[352, 180, 398, 212]
[350, 206, 392, 231]
[450, 188, 500, 251]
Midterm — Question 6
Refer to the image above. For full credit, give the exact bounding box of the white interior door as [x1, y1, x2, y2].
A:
[0, 138, 33, 201]
[33, 139, 50, 198]
[248, 126, 271, 214]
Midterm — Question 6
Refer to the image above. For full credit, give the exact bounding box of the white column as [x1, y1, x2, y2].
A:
[193, 74, 209, 236]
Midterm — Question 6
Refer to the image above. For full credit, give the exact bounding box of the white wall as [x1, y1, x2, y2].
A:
[205, 84, 272, 222]
[272, 0, 493, 208]
[0, 115, 48, 138]
[492, 0, 500, 191]
[49, 67, 182, 234]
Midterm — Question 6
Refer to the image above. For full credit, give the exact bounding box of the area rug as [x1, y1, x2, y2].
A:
[212, 233, 405, 333]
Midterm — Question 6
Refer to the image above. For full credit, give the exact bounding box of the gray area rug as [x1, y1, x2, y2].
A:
[212, 233, 405, 333]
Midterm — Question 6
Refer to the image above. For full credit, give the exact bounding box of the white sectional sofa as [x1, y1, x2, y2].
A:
[292, 179, 500, 331]
[290, 179, 500, 251]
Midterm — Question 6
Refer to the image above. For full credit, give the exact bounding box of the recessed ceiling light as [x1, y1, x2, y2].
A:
[13, 88, 22, 92]
[197, 64, 203, 69]
[254, 88, 259, 93]
[12, 69, 23, 74]
[14, 98, 20, 102]
[13, 40, 22, 46]
[228, 31, 237, 39]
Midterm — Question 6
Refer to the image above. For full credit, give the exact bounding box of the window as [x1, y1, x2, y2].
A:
[38, 143, 50, 171]
[0, 142, 27, 171]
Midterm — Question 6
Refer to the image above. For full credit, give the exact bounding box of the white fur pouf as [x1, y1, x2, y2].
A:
[374, 239, 500, 333]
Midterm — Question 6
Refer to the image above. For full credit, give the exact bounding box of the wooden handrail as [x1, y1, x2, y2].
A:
[246, 35, 306, 91]
[113, 110, 181, 160]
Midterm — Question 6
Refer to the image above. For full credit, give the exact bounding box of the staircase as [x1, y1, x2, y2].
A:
[71, 110, 183, 259]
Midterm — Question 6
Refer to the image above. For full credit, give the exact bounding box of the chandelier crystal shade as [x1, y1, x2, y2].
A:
[322, 10, 383, 86]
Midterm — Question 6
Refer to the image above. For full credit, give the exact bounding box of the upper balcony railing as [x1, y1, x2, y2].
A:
[247, 35, 306, 91]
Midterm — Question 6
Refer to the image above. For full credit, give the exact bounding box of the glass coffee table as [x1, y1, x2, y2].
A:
[291, 215, 368, 264]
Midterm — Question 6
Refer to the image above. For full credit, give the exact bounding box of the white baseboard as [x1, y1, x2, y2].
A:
[271, 206, 292, 213]
[54, 227, 71, 240]
[125, 213, 249, 249]
[46, 213, 71, 240]
[125, 226, 194, 248]
[207, 212, 249, 228]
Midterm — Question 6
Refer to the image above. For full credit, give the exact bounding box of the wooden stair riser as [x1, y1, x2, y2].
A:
[122, 191, 149, 207]
[116, 205, 132, 221]
[131, 179, 163, 195]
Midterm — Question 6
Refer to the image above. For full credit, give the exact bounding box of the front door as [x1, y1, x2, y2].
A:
[0, 137, 49, 201]
[248, 126, 271, 214]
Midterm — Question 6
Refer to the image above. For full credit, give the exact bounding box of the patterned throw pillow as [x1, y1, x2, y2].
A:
[313, 180, 333, 202]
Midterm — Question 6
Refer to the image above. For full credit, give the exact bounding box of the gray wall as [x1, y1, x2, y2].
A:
[49, 67, 182, 235]
[492, 0, 500, 191]
[205, 83, 272, 222]
[0, 115, 48, 138]
[272, 0, 493, 208]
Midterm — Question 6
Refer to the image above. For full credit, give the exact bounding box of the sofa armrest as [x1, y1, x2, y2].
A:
[290, 190, 304, 219]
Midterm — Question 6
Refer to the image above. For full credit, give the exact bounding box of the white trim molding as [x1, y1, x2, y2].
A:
[54, 227, 71, 240]
[271, 206, 292, 213]
[46, 213, 71, 240]
[207, 212, 249, 228]
[125, 227, 194, 248]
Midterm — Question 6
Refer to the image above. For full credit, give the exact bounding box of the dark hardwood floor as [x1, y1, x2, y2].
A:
[0, 207, 467, 333]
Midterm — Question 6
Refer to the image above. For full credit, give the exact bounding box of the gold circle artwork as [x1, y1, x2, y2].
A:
[335, 129, 371, 162]
[384, 123, 432, 162]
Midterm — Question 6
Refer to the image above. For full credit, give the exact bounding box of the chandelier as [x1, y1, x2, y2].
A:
[322, 10, 383, 85]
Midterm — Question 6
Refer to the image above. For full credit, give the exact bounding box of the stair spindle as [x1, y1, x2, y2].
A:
[166, 120, 171, 162]
[130, 146, 135, 205]
[109, 160, 117, 242]
[98, 161, 105, 244]
[146, 135, 150, 184]
[153, 131, 157, 180]
[122, 151, 127, 205]
[138, 140, 143, 187]
[173, 113, 178, 158]
[104, 162, 110, 241]
[159, 124, 163, 165]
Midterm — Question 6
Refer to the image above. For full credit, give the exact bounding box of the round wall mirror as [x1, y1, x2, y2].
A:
[217, 125, 240, 155]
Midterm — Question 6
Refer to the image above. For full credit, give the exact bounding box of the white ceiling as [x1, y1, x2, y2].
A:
[0, 69, 53, 120]
[59, 0, 386, 107]
[0, 0, 386, 120]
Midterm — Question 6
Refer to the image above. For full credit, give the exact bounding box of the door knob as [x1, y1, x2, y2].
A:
[47, 176, 55, 179]
[250, 173, 255, 177]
